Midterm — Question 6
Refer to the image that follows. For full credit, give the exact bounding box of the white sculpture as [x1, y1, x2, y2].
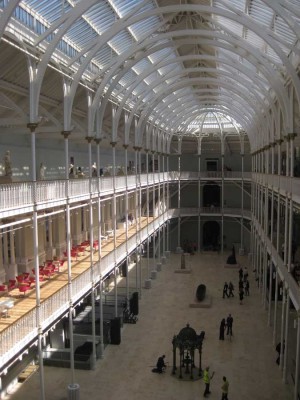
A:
[39, 162, 46, 180]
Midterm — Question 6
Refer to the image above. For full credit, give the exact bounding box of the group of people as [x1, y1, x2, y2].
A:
[219, 313, 234, 340]
[222, 281, 234, 298]
[238, 266, 250, 304]
[152, 355, 229, 399]
[203, 367, 229, 399]
[222, 265, 250, 305]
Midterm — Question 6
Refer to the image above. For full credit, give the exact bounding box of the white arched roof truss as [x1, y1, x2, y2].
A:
[0, 2, 298, 138]
[153, 94, 254, 136]
[32, 6, 294, 132]
[111, 53, 276, 133]
[170, 104, 253, 142]
[94, 33, 289, 139]
[136, 77, 270, 144]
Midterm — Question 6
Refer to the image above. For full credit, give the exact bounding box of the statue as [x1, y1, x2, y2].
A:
[92, 162, 97, 177]
[39, 162, 46, 180]
[4, 150, 12, 177]
[69, 163, 74, 177]
[196, 284, 206, 301]
[226, 245, 237, 265]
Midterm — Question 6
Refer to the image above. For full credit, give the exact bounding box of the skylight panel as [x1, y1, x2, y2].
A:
[245, 30, 266, 52]
[215, 0, 246, 13]
[109, 30, 132, 54]
[129, 15, 162, 41]
[84, 2, 115, 34]
[274, 15, 298, 48]
[216, 16, 243, 37]
[248, 0, 274, 28]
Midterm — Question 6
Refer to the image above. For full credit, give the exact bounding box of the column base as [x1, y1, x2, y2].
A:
[156, 263, 162, 272]
[4, 264, 18, 280]
[176, 247, 183, 254]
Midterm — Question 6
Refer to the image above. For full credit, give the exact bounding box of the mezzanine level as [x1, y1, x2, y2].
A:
[0, 203, 253, 374]
[0, 171, 253, 219]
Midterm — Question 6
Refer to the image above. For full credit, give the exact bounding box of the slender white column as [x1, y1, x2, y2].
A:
[273, 268, 279, 345]
[86, 136, 96, 369]
[145, 149, 150, 280]
[283, 288, 290, 383]
[240, 152, 244, 252]
[221, 153, 224, 254]
[95, 138, 104, 357]
[294, 312, 300, 400]
[152, 151, 156, 269]
[166, 154, 170, 252]
[279, 286, 286, 370]
[62, 130, 76, 385]
[28, 122, 45, 400]
[123, 144, 130, 301]
[177, 154, 181, 249]
[111, 142, 118, 313]
[198, 154, 201, 252]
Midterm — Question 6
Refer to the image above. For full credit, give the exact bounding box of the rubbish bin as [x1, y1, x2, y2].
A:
[145, 279, 151, 289]
[67, 383, 80, 400]
[151, 270, 157, 280]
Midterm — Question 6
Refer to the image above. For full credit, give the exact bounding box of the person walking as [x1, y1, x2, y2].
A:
[228, 281, 234, 297]
[222, 282, 229, 298]
[226, 314, 233, 336]
[238, 267, 243, 280]
[244, 279, 250, 296]
[219, 318, 226, 340]
[203, 366, 215, 397]
[221, 376, 229, 400]
[239, 287, 244, 305]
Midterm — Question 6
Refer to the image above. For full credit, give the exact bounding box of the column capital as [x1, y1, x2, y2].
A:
[110, 141, 117, 147]
[287, 133, 297, 140]
[144, 148, 149, 153]
[270, 141, 276, 147]
[123, 144, 129, 150]
[27, 123, 39, 132]
[133, 146, 140, 151]
[276, 138, 284, 145]
[94, 138, 101, 145]
[61, 130, 71, 139]
[85, 136, 94, 143]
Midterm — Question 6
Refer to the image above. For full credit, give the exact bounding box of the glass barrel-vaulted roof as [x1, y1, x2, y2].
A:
[0, 0, 299, 150]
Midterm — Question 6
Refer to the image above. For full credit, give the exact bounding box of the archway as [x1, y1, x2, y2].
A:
[203, 183, 220, 207]
[203, 221, 220, 251]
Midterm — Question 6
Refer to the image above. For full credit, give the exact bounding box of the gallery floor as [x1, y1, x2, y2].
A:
[4, 252, 294, 400]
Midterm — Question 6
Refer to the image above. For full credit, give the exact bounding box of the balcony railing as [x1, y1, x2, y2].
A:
[0, 171, 252, 219]
[0, 212, 168, 367]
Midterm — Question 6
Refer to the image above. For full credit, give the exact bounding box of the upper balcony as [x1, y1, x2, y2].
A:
[0, 171, 252, 219]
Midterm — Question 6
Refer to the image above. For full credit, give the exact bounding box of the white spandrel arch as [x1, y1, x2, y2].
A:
[0, 1, 298, 144]
[4, 3, 291, 133]
[90, 31, 290, 140]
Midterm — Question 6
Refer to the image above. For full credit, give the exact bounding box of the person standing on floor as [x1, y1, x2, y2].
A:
[203, 366, 215, 397]
[226, 314, 233, 336]
[221, 376, 229, 400]
[238, 266, 243, 280]
[219, 318, 226, 340]
[243, 266, 248, 282]
[244, 279, 250, 296]
[239, 287, 244, 305]
[222, 282, 229, 298]
[228, 281, 234, 297]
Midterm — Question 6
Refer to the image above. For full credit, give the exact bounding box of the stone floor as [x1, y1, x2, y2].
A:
[4, 252, 294, 400]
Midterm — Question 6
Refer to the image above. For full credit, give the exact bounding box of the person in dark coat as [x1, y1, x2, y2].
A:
[219, 318, 226, 340]
[244, 279, 250, 296]
[226, 314, 233, 336]
[222, 282, 229, 298]
[152, 355, 166, 373]
[239, 287, 244, 305]
[228, 281, 234, 297]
